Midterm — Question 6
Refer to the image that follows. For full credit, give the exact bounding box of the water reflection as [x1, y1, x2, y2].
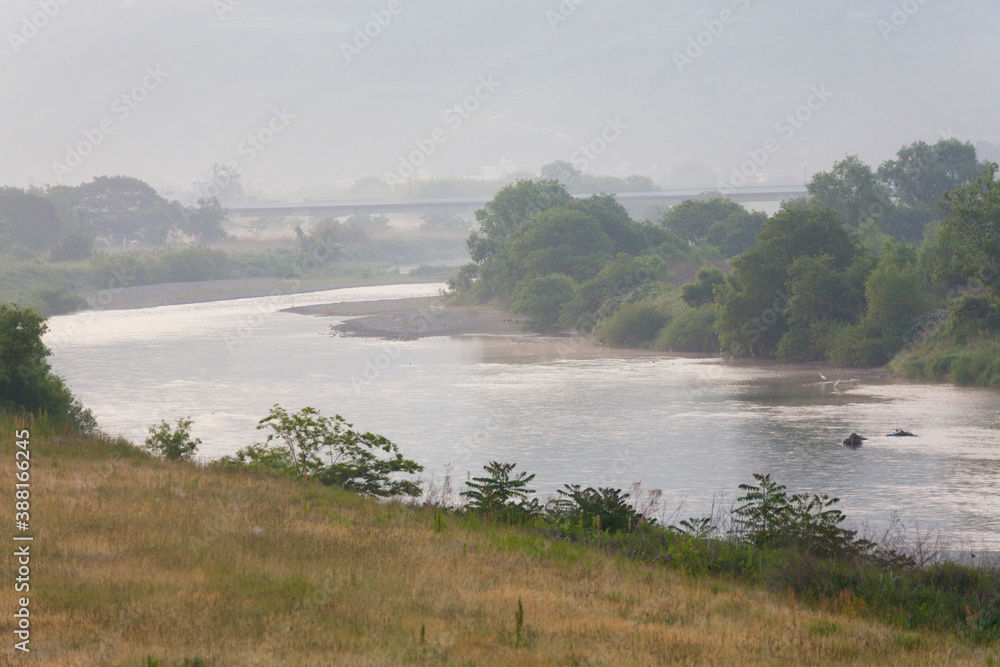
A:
[44, 286, 1000, 548]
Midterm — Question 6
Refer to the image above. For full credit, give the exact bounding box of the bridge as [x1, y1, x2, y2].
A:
[226, 184, 808, 219]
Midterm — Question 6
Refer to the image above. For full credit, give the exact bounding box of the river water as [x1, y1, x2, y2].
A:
[44, 283, 1000, 549]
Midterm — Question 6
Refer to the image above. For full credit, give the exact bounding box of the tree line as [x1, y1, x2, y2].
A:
[449, 138, 1000, 384]
[0, 176, 228, 260]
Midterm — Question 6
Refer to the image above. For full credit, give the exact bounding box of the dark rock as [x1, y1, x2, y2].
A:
[843, 433, 866, 447]
[887, 429, 917, 437]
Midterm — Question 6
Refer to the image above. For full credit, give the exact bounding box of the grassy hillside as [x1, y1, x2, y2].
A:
[2, 414, 998, 665]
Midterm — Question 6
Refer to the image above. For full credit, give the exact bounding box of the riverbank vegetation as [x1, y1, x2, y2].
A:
[448, 138, 1000, 386]
[3, 411, 998, 665]
[0, 175, 468, 316]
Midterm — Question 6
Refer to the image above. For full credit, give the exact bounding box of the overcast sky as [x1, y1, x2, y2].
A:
[1, 1, 997, 197]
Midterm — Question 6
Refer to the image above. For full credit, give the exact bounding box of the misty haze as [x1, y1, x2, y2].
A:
[1, 2, 999, 664]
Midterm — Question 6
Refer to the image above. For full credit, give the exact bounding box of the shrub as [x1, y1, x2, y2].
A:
[32, 285, 86, 316]
[219, 405, 423, 497]
[511, 273, 576, 331]
[7, 243, 36, 261]
[144, 417, 201, 461]
[50, 231, 94, 261]
[549, 485, 651, 534]
[461, 461, 540, 521]
[595, 302, 669, 348]
[656, 305, 718, 352]
[0, 303, 96, 433]
[734, 474, 861, 560]
[680, 266, 725, 307]
[824, 323, 895, 367]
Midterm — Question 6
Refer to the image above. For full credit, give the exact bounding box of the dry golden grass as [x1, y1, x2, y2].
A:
[1, 427, 998, 666]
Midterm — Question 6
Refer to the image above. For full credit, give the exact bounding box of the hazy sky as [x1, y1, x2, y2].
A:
[2, 1, 997, 196]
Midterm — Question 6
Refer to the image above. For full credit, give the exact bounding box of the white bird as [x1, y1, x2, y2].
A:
[834, 380, 841, 389]
[819, 372, 827, 380]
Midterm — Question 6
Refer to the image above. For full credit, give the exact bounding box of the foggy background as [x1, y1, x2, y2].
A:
[2, 0, 998, 198]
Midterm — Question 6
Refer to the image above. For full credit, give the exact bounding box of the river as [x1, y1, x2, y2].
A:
[44, 282, 1000, 550]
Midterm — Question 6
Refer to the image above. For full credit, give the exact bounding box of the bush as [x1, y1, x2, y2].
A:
[511, 273, 576, 331]
[680, 266, 725, 307]
[219, 405, 423, 497]
[733, 474, 903, 563]
[939, 294, 1000, 343]
[0, 303, 96, 433]
[549, 485, 651, 534]
[144, 417, 201, 461]
[32, 285, 86, 316]
[7, 243, 36, 261]
[595, 302, 669, 348]
[825, 323, 896, 367]
[461, 461, 540, 522]
[655, 305, 718, 352]
[50, 231, 94, 262]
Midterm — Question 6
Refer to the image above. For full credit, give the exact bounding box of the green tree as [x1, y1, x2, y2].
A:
[75, 176, 174, 245]
[938, 162, 1000, 298]
[656, 305, 718, 353]
[595, 302, 669, 348]
[777, 253, 873, 361]
[144, 417, 201, 461]
[0, 304, 95, 432]
[878, 139, 984, 209]
[50, 231, 95, 261]
[222, 405, 423, 497]
[0, 187, 62, 252]
[714, 207, 860, 357]
[681, 266, 725, 307]
[807, 155, 887, 227]
[861, 243, 933, 338]
[704, 209, 766, 257]
[185, 197, 229, 242]
[559, 253, 669, 331]
[511, 274, 577, 330]
[539, 160, 581, 189]
[661, 198, 744, 244]
[466, 179, 572, 263]
[826, 244, 933, 366]
[506, 208, 614, 282]
[567, 194, 648, 256]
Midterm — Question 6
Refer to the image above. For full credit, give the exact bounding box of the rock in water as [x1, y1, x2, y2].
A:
[843, 433, 866, 447]
[887, 429, 916, 437]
